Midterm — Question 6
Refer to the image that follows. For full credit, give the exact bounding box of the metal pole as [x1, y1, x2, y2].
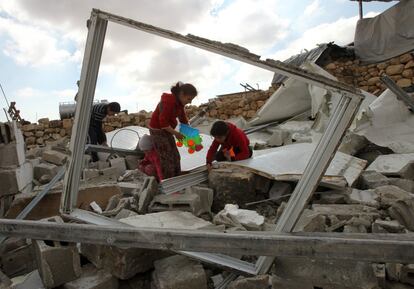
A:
[359, 0, 363, 20]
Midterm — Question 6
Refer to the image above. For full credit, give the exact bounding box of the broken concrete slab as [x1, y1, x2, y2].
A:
[311, 204, 380, 220]
[0, 162, 33, 196]
[293, 209, 326, 232]
[109, 157, 127, 176]
[214, 204, 265, 231]
[349, 189, 379, 207]
[33, 217, 81, 288]
[359, 171, 389, 189]
[149, 186, 213, 216]
[62, 264, 118, 289]
[372, 219, 405, 233]
[388, 178, 414, 194]
[376, 185, 414, 208]
[367, 153, 414, 178]
[228, 275, 269, 289]
[137, 176, 158, 214]
[11, 270, 45, 289]
[315, 189, 350, 204]
[33, 163, 58, 181]
[152, 255, 207, 289]
[0, 142, 25, 168]
[388, 198, 414, 231]
[42, 150, 67, 166]
[120, 211, 217, 231]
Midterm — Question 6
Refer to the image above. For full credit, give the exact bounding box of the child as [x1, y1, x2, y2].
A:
[206, 121, 252, 170]
[138, 134, 163, 181]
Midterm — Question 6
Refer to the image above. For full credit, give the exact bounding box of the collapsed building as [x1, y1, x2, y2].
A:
[1, 1, 414, 288]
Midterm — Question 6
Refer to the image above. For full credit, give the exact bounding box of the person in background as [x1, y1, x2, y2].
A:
[88, 102, 121, 161]
[149, 82, 198, 179]
[137, 134, 163, 181]
[206, 121, 252, 171]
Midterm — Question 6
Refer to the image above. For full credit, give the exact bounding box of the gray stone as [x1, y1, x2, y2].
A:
[110, 157, 127, 176]
[34, 217, 81, 288]
[125, 155, 140, 170]
[349, 189, 379, 207]
[138, 177, 158, 213]
[273, 257, 379, 289]
[209, 167, 271, 211]
[267, 130, 290, 147]
[33, 163, 58, 181]
[152, 255, 207, 289]
[228, 275, 269, 289]
[316, 190, 349, 204]
[12, 270, 45, 289]
[377, 185, 414, 208]
[149, 186, 213, 216]
[388, 199, 414, 231]
[343, 224, 367, 233]
[268, 181, 291, 200]
[42, 150, 67, 165]
[62, 265, 118, 289]
[115, 209, 138, 219]
[312, 204, 380, 220]
[293, 209, 326, 232]
[372, 219, 405, 233]
[389, 178, 414, 194]
[359, 171, 389, 189]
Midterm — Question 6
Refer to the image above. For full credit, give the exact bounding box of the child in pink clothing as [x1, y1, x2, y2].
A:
[138, 134, 163, 181]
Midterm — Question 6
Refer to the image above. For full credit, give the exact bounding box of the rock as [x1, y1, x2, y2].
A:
[11, 270, 45, 289]
[405, 60, 414, 69]
[268, 181, 292, 200]
[400, 53, 413, 64]
[293, 209, 326, 232]
[359, 171, 389, 189]
[228, 275, 269, 289]
[312, 204, 380, 220]
[152, 255, 207, 289]
[376, 185, 414, 208]
[344, 224, 367, 233]
[397, 78, 412, 88]
[42, 150, 67, 165]
[388, 198, 414, 231]
[33, 162, 59, 181]
[402, 69, 414, 78]
[109, 157, 127, 176]
[367, 76, 380, 85]
[349, 189, 379, 207]
[386, 64, 405, 76]
[214, 204, 265, 231]
[372, 219, 405, 233]
[62, 119, 73, 129]
[267, 130, 291, 147]
[62, 264, 118, 289]
[388, 178, 414, 194]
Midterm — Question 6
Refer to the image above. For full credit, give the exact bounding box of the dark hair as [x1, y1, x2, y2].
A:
[108, 102, 121, 113]
[210, 121, 229, 137]
[171, 82, 198, 98]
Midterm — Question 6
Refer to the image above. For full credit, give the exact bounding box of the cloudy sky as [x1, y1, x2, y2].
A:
[0, 0, 394, 122]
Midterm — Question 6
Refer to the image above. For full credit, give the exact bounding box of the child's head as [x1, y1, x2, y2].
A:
[138, 134, 154, 152]
[210, 121, 229, 144]
[107, 102, 121, 116]
[171, 82, 198, 106]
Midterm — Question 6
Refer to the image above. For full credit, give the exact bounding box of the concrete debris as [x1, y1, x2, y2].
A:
[268, 181, 292, 200]
[228, 275, 269, 289]
[0, 270, 12, 289]
[33, 163, 58, 182]
[0, 162, 33, 195]
[388, 178, 414, 194]
[137, 176, 158, 214]
[359, 170, 389, 189]
[0, 239, 37, 278]
[33, 216, 81, 288]
[11, 270, 45, 289]
[62, 264, 118, 289]
[109, 156, 127, 177]
[149, 186, 213, 216]
[372, 219, 405, 233]
[349, 188, 379, 207]
[400, 264, 414, 286]
[367, 153, 414, 179]
[293, 209, 326, 232]
[376, 185, 414, 208]
[388, 198, 414, 231]
[152, 255, 207, 289]
[214, 204, 265, 231]
[41, 150, 67, 166]
[312, 204, 380, 220]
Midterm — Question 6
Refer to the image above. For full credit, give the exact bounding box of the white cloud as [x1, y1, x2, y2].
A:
[304, 0, 321, 16]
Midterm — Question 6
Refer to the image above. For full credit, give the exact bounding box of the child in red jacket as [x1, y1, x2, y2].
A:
[206, 121, 252, 171]
[138, 134, 163, 181]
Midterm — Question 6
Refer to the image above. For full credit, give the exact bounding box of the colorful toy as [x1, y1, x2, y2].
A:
[176, 124, 203, 154]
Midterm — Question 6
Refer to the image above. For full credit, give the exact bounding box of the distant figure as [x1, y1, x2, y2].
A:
[149, 82, 198, 179]
[206, 121, 252, 171]
[138, 134, 163, 181]
[88, 102, 121, 161]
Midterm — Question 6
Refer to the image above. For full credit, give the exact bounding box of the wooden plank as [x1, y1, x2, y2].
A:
[0, 219, 414, 263]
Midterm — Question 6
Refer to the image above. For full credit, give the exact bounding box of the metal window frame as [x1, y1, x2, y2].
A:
[60, 9, 364, 274]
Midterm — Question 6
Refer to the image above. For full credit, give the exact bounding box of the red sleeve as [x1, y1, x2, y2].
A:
[234, 130, 250, 161]
[206, 140, 219, 164]
[158, 100, 174, 128]
[178, 107, 189, 124]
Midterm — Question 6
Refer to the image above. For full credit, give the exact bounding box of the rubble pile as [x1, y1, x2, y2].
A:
[325, 52, 414, 95]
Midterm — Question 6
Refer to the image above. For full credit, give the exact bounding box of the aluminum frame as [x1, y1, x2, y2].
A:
[60, 9, 364, 274]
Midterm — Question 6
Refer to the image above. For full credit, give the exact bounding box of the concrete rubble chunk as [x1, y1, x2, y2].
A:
[367, 153, 414, 179]
[41, 150, 67, 165]
[228, 275, 269, 289]
[114, 208, 138, 219]
[62, 264, 118, 289]
[266, 129, 291, 147]
[152, 255, 207, 289]
[316, 190, 350, 204]
[33, 216, 81, 288]
[0, 142, 25, 168]
[388, 198, 414, 231]
[11, 270, 45, 289]
[349, 189, 379, 207]
[400, 264, 414, 286]
[376, 185, 414, 208]
[33, 162, 58, 181]
[0, 239, 37, 278]
[137, 176, 158, 214]
[149, 186, 213, 216]
[0, 162, 33, 196]
[110, 157, 127, 176]
[120, 211, 217, 231]
[388, 178, 414, 194]
[293, 209, 326, 232]
[273, 257, 379, 289]
[268, 181, 292, 200]
[359, 171, 389, 189]
[214, 204, 265, 231]
[372, 219, 405, 233]
[312, 204, 380, 220]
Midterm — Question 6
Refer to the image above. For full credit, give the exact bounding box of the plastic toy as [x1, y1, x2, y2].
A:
[176, 124, 203, 154]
